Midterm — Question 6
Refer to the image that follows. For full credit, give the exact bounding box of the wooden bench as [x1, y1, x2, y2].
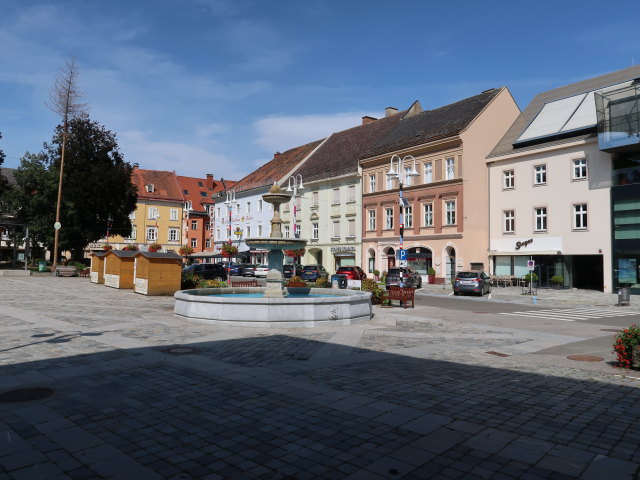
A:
[55, 266, 77, 277]
[380, 286, 415, 308]
[231, 280, 259, 287]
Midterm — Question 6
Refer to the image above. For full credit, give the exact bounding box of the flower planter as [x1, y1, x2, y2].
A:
[428, 275, 434, 284]
[286, 286, 311, 295]
[634, 345, 640, 369]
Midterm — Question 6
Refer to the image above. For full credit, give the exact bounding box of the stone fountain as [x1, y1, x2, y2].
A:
[245, 183, 306, 298]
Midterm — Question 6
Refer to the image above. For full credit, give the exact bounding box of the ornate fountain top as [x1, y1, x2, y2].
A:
[269, 183, 283, 194]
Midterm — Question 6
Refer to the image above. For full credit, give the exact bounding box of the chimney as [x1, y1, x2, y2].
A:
[361, 116, 377, 125]
[206, 173, 214, 190]
[385, 107, 398, 117]
[274, 152, 281, 159]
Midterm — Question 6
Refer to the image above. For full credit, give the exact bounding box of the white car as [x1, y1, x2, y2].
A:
[254, 264, 269, 278]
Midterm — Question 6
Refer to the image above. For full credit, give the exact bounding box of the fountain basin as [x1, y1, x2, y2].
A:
[174, 287, 372, 327]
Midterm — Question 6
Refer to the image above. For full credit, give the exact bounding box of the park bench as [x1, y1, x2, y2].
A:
[380, 286, 415, 309]
[231, 279, 259, 287]
[55, 266, 77, 277]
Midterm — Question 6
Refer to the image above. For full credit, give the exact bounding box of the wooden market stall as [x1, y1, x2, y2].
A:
[133, 251, 183, 295]
[89, 251, 108, 284]
[103, 250, 137, 289]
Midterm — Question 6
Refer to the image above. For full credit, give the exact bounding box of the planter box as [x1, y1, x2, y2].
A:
[633, 346, 640, 369]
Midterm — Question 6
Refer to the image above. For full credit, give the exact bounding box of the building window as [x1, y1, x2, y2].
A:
[312, 223, 319, 239]
[404, 167, 413, 186]
[258, 200, 263, 212]
[504, 210, 515, 233]
[424, 162, 433, 183]
[184, 201, 192, 211]
[284, 225, 290, 238]
[503, 170, 514, 189]
[368, 210, 376, 231]
[574, 203, 588, 230]
[445, 201, 456, 225]
[312, 191, 319, 207]
[534, 164, 547, 185]
[385, 207, 393, 229]
[235, 204, 240, 214]
[258, 225, 263, 237]
[191, 220, 197, 230]
[170, 209, 178, 221]
[573, 158, 587, 180]
[129, 211, 136, 220]
[217, 207, 221, 218]
[332, 188, 340, 204]
[423, 203, 433, 227]
[348, 185, 356, 202]
[246, 202, 251, 213]
[191, 238, 197, 248]
[246, 226, 251, 237]
[128, 225, 137, 240]
[148, 207, 159, 220]
[216, 229, 220, 240]
[146, 227, 158, 241]
[386, 174, 394, 190]
[369, 174, 376, 193]
[333, 221, 340, 238]
[445, 157, 455, 180]
[205, 223, 210, 231]
[348, 219, 356, 237]
[535, 207, 547, 231]
[404, 206, 413, 228]
[205, 239, 211, 248]
[168, 228, 180, 242]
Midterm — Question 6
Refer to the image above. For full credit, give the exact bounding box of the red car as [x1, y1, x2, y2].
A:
[335, 266, 367, 280]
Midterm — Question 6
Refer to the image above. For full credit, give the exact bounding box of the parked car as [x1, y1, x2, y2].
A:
[242, 264, 257, 277]
[335, 266, 367, 280]
[453, 271, 491, 296]
[254, 264, 269, 278]
[229, 263, 246, 276]
[385, 267, 422, 289]
[182, 263, 227, 281]
[283, 264, 303, 278]
[301, 264, 329, 282]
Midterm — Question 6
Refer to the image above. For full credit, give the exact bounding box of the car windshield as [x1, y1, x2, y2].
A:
[388, 268, 401, 275]
[337, 267, 354, 272]
[303, 266, 318, 271]
[258, 265, 268, 269]
[457, 272, 479, 279]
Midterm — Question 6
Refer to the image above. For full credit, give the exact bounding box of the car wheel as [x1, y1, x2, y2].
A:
[454, 291, 459, 296]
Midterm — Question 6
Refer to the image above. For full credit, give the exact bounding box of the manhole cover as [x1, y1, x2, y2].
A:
[160, 347, 200, 355]
[485, 351, 510, 357]
[600, 329, 621, 333]
[0, 387, 54, 403]
[567, 355, 604, 362]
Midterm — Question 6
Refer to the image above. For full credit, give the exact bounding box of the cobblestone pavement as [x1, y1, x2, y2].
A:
[0, 276, 639, 479]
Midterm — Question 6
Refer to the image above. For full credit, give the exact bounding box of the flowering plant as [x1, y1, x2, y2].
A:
[613, 324, 640, 369]
[148, 243, 162, 252]
[284, 248, 305, 258]
[102, 244, 113, 251]
[179, 246, 194, 256]
[220, 243, 238, 258]
[122, 244, 138, 251]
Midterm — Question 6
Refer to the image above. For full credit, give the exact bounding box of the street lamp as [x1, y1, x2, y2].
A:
[386, 155, 418, 285]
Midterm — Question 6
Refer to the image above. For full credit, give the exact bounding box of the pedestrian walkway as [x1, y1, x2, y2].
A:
[500, 307, 640, 322]
[0, 276, 639, 480]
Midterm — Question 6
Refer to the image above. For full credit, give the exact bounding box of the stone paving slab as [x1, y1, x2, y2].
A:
[0, 277, 639, 479]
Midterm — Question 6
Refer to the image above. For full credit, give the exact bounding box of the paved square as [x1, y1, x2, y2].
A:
[1, 277, 639, 479]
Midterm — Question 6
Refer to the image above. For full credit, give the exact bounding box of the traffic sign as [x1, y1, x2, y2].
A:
[397, 249, 407, 261]
[398, 260, 408, 267]
[54, 222, 61, 230]
[527, 260, 535, 270]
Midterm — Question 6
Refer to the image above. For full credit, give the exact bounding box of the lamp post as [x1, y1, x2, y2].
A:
[386, 154, 418, 286]
[224, 189, 237, 263]
[286, 175, 304, 267]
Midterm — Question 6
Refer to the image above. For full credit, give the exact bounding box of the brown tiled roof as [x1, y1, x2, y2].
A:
[233, 139, 324, 193]
[131, 169, 183, 202]
[488, 66, 640, 158]
[177, 175, 236, 213]
[364, 89, 503, 159]
[289, 114, 403, 183]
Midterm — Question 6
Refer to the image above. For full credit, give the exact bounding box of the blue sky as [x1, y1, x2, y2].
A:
[2, 0, 639, 180]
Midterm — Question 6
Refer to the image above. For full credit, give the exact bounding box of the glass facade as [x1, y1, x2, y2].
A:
[612, 182, 640, 292]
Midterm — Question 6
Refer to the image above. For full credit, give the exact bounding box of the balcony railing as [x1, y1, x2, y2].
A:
[595, 80, 640, 152]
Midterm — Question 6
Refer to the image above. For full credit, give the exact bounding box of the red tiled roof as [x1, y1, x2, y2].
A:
[177, 175, 236, 213]
[131, 169, 184, 202]
[232, 139, 325, 193]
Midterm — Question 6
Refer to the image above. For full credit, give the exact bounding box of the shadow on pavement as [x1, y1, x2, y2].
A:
[1, 335, 639, 479]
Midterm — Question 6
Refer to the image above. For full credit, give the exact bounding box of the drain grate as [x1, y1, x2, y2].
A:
[160, 346, 200, 355]
[485, 351, 510, 357]
[0, 387, 54, 403]
[567, 355, 604, 362]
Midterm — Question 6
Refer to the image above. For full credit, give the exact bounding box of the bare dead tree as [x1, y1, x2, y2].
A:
[46, 56, 87, 272]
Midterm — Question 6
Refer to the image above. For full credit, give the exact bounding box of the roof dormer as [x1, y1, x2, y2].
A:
[145, 184, 155, 193]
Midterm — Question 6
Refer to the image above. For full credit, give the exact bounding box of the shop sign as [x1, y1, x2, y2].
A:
[331, 246, 356, 253]
[515, 239, 533, 250]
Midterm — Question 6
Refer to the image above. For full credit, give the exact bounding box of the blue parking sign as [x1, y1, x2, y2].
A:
[397, 249, 407, 261]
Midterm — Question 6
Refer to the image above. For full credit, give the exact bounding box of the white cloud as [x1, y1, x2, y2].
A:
[253, 112, 380, 153]
[119, 130, 249, 180]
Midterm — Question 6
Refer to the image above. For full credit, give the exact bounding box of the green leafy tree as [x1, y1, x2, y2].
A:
[12, 115, 137, 260]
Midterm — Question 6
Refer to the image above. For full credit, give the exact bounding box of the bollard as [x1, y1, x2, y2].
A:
[532, 295, 537, 304]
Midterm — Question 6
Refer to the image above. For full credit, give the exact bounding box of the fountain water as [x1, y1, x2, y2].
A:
[174, 184, 372, 327]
